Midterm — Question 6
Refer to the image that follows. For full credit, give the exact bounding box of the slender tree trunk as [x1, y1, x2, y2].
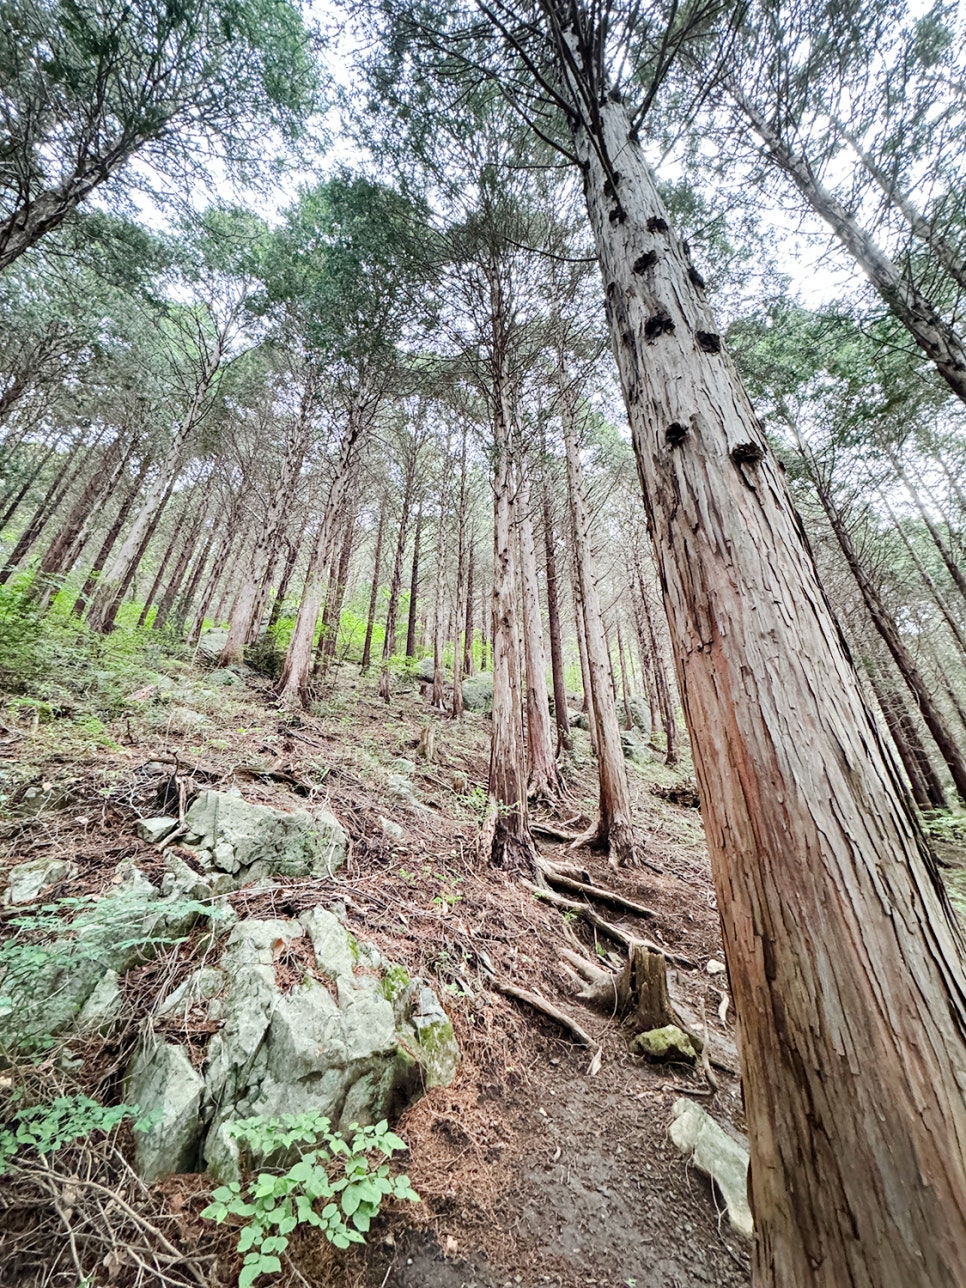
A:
[0, 438, 61, 530]
[888, 449, 966, 604]
[637, 571, 677, 765]
[151, 506, 208, 632]
[0, 431, 98, 583]
[219, 398, 311, 665]
[868, 666, 949, 810]
[734, 87, 966, 405]
[630, 578, 660, 736]
[430, 507, 448, 709]
[405, 506, 422, 659]
[542, 476, 572, 754]
[572, 566, 597, 755]
[561, 364, 641, 864]
[86, 470, 177, 633]
[278, 413, 367, 708]
[30, 437, 129, 607]
[485, 369, 533, 870]
[73, 454, 152, 617]
[452, 432, 469, 718]
[173, 526, 218, 636]
[137, 517, 184, 629]
[360, 507, 385, 673]
[616, 620, 633, 731]
[563, 73, 966, 1283]
[813, 471, 966, 800]
[882, 495, 966, 659]
[517, 462, 560, 799]
[377, 467, 415, 701]
[463, 539, 475, 676]
[267, 539, 298, 633]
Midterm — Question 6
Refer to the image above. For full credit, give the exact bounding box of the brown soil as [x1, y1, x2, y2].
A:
[0, 662, 751, 1288]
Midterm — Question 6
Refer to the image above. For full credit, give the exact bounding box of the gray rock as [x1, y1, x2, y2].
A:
[136, 816, 179, 845]
[207, 668, 242, 686]
[3, 857, 75, 905]
[628, 696, 652, 735]
[127, 1040, 205, 1183]
[570, 709, 590, 730]
[415, 656, 437, 683]
[391, 758, 417, 776]
[76, 968, 123, 1031]
[379, 816, 405, 842]
[461, 672, 493, 712]
[158, 967, 226, 1017]
[197, 628, 229, 659]
[621, 729, 652, 764]
[669, 1099, 753, 1238]
[182, 790, 347, 881]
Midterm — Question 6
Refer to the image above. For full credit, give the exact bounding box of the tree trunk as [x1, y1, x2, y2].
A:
[267, 538, 298, 633]
[377, 466, 415, 701]
[565, 75, 966, 1285]
[0, 437, 62, 531]
[561, 365, 641, 864]
[405, 506, 422, 659]
[882, 494, 966, 661]
[572, 566, 597, 755]
[0, 431, 97, 583]
[73, 454, 153, 617]
[219, 397, 311, 665]
[360, 506, 385, 673]
[813, 470, 966, 801]
[463, 539, 475, 676]
[616, 620, 633, 731]
[278, 413, 367, 708]
[868, 667, 948, 811]
[542, 476, 572, 754]
[888, 449, 966, 605]
[517, 461, 560, 799]
[86, 469, 178, 633]
[486, 381, 533, 870]
[734, 87, 966, 406]
[636, 569, 677, 764]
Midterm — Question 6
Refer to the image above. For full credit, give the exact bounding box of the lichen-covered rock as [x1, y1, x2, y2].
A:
[461, 672, 493, 712]
[128, 908, 460, 1183]
[136, 816, 179, 845]
[3, 856, 75, 905]
[127, 1040, 205, 1183]
[669, 1098, 752, 1238]
[630, 1025, 697, 1062]
[182, 789, 347, 881]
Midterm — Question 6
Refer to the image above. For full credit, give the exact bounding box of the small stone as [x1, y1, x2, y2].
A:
[706, 959, 726, 975]
[669, 1098, 752, 1238]
[379, 816, 405, 842]
[629, 1025, 697, 1062]
[136, 817, 179, 845]
[3, 857, 75, 905]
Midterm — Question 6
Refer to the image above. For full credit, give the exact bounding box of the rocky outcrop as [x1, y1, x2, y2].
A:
[460, 673, 493, 712]
[129, 908, 459, 1182]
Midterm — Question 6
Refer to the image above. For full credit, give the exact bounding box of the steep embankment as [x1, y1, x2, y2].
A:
[0, 640, 751, 1287]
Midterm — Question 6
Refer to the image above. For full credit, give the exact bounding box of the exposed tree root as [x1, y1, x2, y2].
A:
[489, 976, 601, 1055]
[568, 816, 663, 874]
[524, 881, 694, 968]
[537, 857, 657, 919]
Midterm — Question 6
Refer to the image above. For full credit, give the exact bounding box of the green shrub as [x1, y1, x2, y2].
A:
[202, 1112, 418, 1286]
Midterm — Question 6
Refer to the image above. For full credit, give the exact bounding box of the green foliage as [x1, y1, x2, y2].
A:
[0, 1092, 152, 1175]
[201, 1113, 418, 1284]
[924, 812, 966, 845]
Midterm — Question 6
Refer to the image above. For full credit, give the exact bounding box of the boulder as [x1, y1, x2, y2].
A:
[570, 710, 590, 731]
[461, 672, 494, 712]
[127, 1039, 206, 1183]
[197, 628, 230, 659]
[628, 696, 652, 735]
[379, 816, 405, 842]
[415, 656, 437, 683]
[3, 856, 75, 905]
[182, 789, 347, 881]
[129, 909, 459, 1182]
[206, 668, 242, 686]
[621, 729, 652, 764]
[669, 1099, 753, 1239]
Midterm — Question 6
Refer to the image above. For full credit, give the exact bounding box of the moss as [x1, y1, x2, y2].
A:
[378, 963, 410, 1003]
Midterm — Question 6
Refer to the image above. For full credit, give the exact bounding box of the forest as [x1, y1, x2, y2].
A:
[1, 0, 965, 1284]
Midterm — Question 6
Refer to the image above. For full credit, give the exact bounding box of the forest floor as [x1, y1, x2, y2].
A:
[0, 642, 757, 1287]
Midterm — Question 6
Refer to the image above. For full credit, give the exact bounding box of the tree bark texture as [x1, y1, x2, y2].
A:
[568, 80, 966, 1285]
[517, 462, 560, 799]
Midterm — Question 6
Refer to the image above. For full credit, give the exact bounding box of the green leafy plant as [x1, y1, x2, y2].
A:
[201, 1112, 418, 1286]
[0, 1093, 152, 1175]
